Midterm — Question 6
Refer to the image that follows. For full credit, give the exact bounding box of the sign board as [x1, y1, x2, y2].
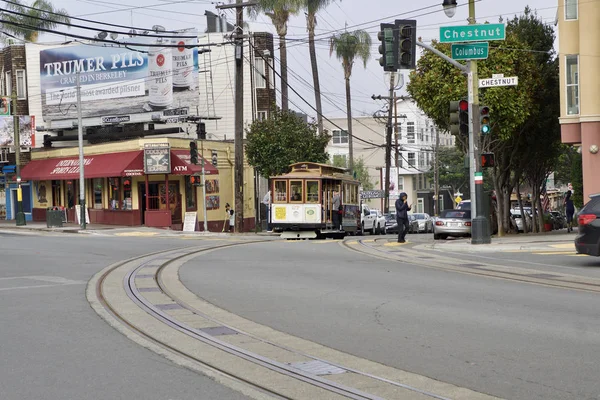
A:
[144, 143, 170, 174]
[163, 107, 189, 116]
[0, 116, 36, 150]
[183, 211, 197, 232]
[74, 204, 90, 224]
[451, 42, 489, 60]
[455, 196, 462, 204]
[39, 29, 199, 122]
[0, 97, 10, 116]
[101, 115, 130, 124]
[360, 190, 385, 199]
[440, 23, 505, 43]
[479, 76, 518, 88]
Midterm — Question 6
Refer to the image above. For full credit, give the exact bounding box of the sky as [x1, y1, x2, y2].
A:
[32, 0, 559, 121]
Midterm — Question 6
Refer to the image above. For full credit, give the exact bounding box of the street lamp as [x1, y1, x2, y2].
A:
[442, 0, 457, 18]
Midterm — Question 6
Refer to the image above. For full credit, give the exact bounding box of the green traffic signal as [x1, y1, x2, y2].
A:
[480, 106, 491, 135]
[378, 23, 397, 71]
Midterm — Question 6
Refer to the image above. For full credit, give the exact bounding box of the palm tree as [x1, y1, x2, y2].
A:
[329, 29, 371, 171]
[249, 0, 303, 111]
[3, 0, 70, 42]
[305, 0, 333, 135]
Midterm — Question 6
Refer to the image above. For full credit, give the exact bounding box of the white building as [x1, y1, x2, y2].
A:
[324, 97, 454, 213]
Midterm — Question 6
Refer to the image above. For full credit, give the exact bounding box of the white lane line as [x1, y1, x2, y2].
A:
[0, 284, 68, 292]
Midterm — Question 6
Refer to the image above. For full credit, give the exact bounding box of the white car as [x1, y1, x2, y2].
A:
[360, 204, 378, 235]
[412, 213, 434, 233]
[369, 209, 387, 235]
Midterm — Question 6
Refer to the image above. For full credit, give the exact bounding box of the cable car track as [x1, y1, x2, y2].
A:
[92, 240, 457, 400]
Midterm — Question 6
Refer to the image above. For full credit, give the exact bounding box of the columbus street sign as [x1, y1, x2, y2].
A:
[451, 42, 489, 60]
[440, 23, 505, 43]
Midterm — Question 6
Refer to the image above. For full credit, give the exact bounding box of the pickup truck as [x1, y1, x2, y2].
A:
[360, 204, 379, 235]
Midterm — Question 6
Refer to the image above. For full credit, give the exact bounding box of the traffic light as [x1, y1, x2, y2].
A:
[189, 141, 198, 164]
[480, 106, 490, 135]
[395, 19, 417, 70]
[481, 152, 495, 168]
[449, 99, 469, 136]
[378, 23, 397, 72]
[196, 122, 206, 139]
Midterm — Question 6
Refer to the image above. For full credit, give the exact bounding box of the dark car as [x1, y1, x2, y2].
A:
[383, 213, 418, 234]
[575, 194, 600, 256]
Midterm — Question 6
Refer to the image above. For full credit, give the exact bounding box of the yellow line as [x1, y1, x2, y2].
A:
[384, 242, 408, 247]
[534, 251, 577, 255]
[346, 241, 359, 245]
[550, 243, 576, 249]
[115, 232, 159, 237]
[569, 254, 589, 257]
[363, 239, 375, 243]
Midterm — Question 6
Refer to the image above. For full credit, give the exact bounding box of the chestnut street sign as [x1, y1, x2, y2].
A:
[440, 24, 505, 43]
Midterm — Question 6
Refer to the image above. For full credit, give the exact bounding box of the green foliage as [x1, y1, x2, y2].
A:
[352, 157, 373, 190]
[329, 30, 372, 79]
[3, 0, 70, 42]
[554, 145, 578, 186]
[245, 108, 330, 177]
[571, 151, 583, 208]
[425, 146, 467, 193]
[331, 154, 347, 168]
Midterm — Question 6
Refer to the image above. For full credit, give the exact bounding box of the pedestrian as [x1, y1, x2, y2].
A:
[332, 190, 341, 230]
[225, 203, 234, 232]
[564, 190, 575, 232]
[262, 190, 272, 232]
[395, 192, 412, 243]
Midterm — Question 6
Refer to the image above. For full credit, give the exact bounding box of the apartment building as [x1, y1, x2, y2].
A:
[557, 0, 600, 201]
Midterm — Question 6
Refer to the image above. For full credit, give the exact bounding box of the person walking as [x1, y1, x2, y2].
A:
[564, 190, 575, 232]
[225, 203, 234, 232]
[332, 191, 341, 231]
[262, 190, 272, 232]
[395, 192, 412, 243]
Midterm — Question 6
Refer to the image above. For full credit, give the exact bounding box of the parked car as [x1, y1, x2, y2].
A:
[370, 209, 387, 235]
[575, 193, 600, 256]
[360, 204, 378, 235]
[407, 214, 419, 233]
[383, 213, 418, 234]
[412, 213, 433, 233]
[433, 209, 472, 240]
[510, 209, 531, 232]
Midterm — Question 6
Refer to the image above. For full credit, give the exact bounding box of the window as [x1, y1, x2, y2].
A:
[5, 71, 11, 96]
[306, 180, 319, 203]
[332, 130, 349, 144]
[274, 180, 287, 202]
[408, 153, 415, 167]
[566, 55, 579, 115]
[398, 176, 404, 191]
[257, 111, 267, 121]
[406, 122, 415, 143]
[417, 198, 424, 213]
[109, 177, 121, 210]
[93, 178, 103, 209]
[16, 70, 26, 99]
[255, 58, 266, 88]
[268, 59, 275, 89]
[419, 127, 424, 142]
[290, 180, 303, 202]
[565, 0, 577, 20]
[398, 156, 403, 169]
[184, 176, 197, 210]
[0, 75, 4, 96]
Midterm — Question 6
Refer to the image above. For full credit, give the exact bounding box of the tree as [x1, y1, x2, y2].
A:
[304, 0, 334, 136]
[331, 154, 373, 190]
[425, 146, 467, 195]
[249, 0, 303, 111]
[329, 29, 371, 171]
[245, 108, 330, 177]
[3, 0, 70, 42]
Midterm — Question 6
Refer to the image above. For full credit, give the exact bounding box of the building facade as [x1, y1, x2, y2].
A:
[558, 0, 600, 201]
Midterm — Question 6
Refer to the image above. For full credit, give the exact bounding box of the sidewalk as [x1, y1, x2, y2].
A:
[420, 229, 577, 253]
[0, 219, 279, 238]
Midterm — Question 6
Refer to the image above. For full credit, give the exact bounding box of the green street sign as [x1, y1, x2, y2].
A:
[440, 23, 505, 43]
[451, 42, 489, 60]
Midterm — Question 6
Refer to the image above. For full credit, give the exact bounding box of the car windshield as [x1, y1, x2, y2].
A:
[414, 214, 425, 220]
[440, 210, 471, 219]
[457, 201, 471, 210]
[384, 213, 395, 221]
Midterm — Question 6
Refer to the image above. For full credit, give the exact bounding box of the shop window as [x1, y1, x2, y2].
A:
[185, 176, 197, 210]
[122, 178, 132, 210]
[274, 180, 287, 202]
[109, 177, 121, 210]
[93, 178, 103, 209]
[52, 180, 61, 207]
[66, 180, 76, 208]
[290, 180, 303, 202]
[306, 180, 319, 203]
[22, 185, 32, 213]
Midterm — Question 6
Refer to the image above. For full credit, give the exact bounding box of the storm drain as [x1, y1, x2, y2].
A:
[526, 273, 559, 279]
[198, 326, 238, 336]
[289, 360, 347, 376]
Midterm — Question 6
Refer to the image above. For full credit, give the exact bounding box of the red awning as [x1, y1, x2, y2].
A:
[170, 149, 218, 175]
[20, 151, 144, 181]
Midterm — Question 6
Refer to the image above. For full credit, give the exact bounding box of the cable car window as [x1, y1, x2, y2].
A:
[290, 180, 303, 202]
[343, 183, 351, 204]
[306, 180, 319, 203]
[274, 180, 287, 202]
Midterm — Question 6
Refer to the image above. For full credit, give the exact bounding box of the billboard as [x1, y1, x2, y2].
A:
[0, 116, 36, 149]
[39, 29, 199, 122]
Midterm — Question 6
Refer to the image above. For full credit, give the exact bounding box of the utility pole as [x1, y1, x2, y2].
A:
[234, 0, 244, 233]
[434, 128, 440, 216]
[383, 73, 394, 214]
[394, 93, 399, 168]
[12, 90, 25, 226]
[200, 141, 208, 231]
[76, 71, 86, 229]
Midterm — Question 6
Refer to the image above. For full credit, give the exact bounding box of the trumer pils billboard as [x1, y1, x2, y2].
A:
[39, 29, 198, 122]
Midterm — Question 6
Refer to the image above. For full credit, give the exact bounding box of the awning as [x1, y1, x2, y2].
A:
[20, 151, 144, 181]
[170, 149, 218, 175]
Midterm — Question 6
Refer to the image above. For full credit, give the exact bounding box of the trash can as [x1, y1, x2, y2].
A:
[46, 208, 64, 228]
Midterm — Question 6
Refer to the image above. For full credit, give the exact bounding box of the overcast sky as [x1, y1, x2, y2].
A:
[37, 0, 559, 121]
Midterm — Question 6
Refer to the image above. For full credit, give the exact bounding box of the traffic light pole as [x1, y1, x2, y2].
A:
[12, 91, 25, 226]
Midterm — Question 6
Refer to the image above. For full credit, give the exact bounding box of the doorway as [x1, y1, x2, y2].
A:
[138, 181, 181, 225]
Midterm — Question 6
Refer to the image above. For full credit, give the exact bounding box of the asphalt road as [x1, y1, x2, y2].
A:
[0, 231, 250, 400]
[180, 235, 600, 400]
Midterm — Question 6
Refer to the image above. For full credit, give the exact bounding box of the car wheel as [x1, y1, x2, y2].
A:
[440, 234, 448, 240]
[433, 233, 440, 240]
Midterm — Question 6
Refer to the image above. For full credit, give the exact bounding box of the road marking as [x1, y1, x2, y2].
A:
[363, 239, 375, 243]
[346, 241, 359, 245]
[534, 251, 577, 255]
[550, 243, 575, 249]
[383, 242, 408, 247]
[115, 231, 159, 237]
[0, 275, 85, 292]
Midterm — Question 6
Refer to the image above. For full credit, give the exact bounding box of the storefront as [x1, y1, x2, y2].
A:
[20, 138, 257, 231]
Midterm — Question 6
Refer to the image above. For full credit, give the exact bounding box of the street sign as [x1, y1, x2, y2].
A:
[455, 196, 462, 204]
[360, 190, 384, 199]
[451, 42, 489, 60]
[440, 23, 505, 43]
[479, 76, 518, 88]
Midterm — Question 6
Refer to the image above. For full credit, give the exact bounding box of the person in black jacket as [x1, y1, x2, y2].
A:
[564, 190, 575, 232]
[395, 192, 412, 243]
